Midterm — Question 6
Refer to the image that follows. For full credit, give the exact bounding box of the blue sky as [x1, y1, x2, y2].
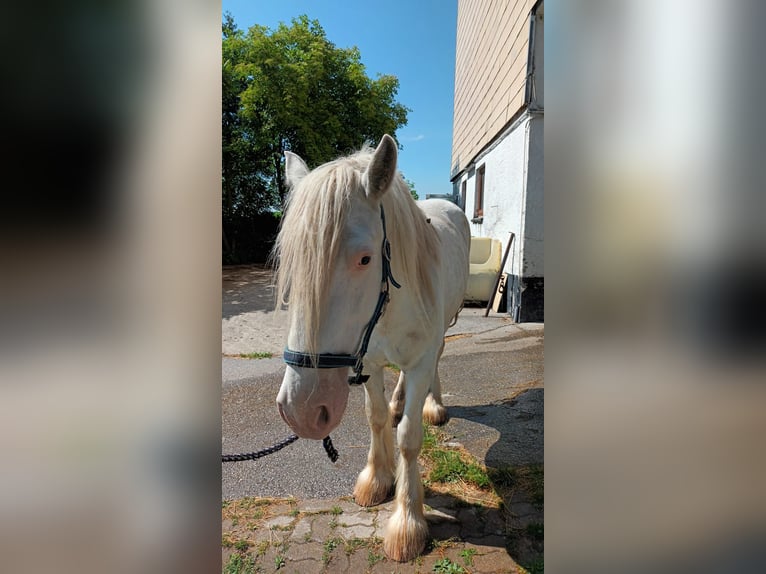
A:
[222, 0, 458, 199]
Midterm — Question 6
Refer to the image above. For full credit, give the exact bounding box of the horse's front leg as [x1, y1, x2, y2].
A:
[383, 359, 434, 562]
[354, 367, 395, 507]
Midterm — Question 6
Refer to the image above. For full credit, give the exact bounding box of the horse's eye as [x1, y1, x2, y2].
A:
[360, 255, 371, 266]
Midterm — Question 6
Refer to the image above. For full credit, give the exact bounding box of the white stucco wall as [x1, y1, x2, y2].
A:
[459, 112, 543, 282]
[522, 114, 543, 277]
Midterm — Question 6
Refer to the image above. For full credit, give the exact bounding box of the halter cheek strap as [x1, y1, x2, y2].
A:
[283, 204, 401, 385]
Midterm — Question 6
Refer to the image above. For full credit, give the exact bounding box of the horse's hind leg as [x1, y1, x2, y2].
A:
[389, 371, 405, 427]
[354, 368, 395, 507]
[423, 340, 448, 425]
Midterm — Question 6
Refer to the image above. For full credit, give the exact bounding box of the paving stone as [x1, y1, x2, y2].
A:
[289, 517, 312, 542]
[481, 509, 508, 535]
[295, 499, 335, 513]
[429, 519, 463, 540]
[461, 533, 507, 548]
[251, 525, 282, 543]
[264, 515, 294, 530]
[310, 514, 337, 542]
[339, 499, 365, 513]
[283, 542, 324, 563]
[340, 511, 376, 527]
[337, 523, 375, 539]
[508, 502, 539, 517]
[456, 506, 478, 524]
[322, 551, 348, 572]
[425, 494, 458, 509]
[346, 547, 374, 573]
[425, 507, 459, 523]
[375, 508, 392, 525]
[471, 549, 519, 573]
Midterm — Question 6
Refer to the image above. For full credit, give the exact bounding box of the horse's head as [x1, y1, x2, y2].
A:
[275, 135, 399, 439]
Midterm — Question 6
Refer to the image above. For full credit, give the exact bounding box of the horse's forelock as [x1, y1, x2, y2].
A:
[274, 146, 439, 353]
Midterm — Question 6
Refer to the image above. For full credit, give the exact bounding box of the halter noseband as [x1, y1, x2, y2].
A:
[283, 204, 401, 385]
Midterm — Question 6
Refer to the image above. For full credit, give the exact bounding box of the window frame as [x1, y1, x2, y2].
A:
[473, 164, 485, 220]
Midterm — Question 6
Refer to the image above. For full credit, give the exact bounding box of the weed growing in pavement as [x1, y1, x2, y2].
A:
[432, 557, 466, 573]
[459, 548, 477, 566]
[223, 552, 257, 574]
[236, 352, 273, 359]
[367, 548, 385, 567]
[322, 537, 342, 565]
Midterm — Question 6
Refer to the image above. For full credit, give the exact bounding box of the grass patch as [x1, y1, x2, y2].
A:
[344, 537, 368, 555]
[330, 505, 343, 515]
[254, 540, 269, 557]
[432, 557, 466, 573]
[223, 553, 257, 574]
[367, 548, 385, 567]
[235, 352, 273, 359]
[420, 424, 500, 508]
[430, 537, 460, 551]
[233, 540, 251, 552]
[385, 363, 401, 373]
[322, 537, 342, 565]
[460, 548, 477, 566]
[428, 449, 490, 489]
[274, 554, 285, 569]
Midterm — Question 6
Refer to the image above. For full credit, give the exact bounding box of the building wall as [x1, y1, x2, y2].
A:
[451, 0, 537, 177]
[451, 0, 544, 321]
[456, 111, 543, 321]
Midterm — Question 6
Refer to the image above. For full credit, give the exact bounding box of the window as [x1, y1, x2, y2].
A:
[473, 165, 485, 220]
[460, 180, 467, 211]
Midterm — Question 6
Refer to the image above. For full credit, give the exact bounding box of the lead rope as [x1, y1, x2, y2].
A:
[222, 434, 339, 463]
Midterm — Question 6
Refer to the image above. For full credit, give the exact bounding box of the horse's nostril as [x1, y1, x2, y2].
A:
[318, 406, 330, 427]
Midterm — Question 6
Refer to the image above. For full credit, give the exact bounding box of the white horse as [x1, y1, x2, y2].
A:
[273, 134, 470, 561]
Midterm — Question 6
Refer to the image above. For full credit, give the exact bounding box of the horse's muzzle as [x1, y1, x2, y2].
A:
[276, 367, 350, 440]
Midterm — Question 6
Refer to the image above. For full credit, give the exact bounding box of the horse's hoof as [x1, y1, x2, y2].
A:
[354, 466, 394, 507]
[383, 509, 429, 562]
[423, 398, 448, 426]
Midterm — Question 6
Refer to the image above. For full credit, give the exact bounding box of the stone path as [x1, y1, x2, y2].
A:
[223, 494, 538, 573]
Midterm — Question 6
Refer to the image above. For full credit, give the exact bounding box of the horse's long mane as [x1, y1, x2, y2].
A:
[273, 145, 440, 353]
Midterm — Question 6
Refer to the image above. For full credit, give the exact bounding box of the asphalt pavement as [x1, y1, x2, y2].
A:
[221, 266, 543, 572]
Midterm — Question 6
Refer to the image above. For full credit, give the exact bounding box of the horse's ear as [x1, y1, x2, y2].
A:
[364, 134, 398, 200]
[285, 151, 310, 188]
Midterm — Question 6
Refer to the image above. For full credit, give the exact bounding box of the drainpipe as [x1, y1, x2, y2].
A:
[524, 0, 543, 111]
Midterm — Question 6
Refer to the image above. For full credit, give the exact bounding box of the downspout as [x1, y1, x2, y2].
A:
[525, 0, 543, 111]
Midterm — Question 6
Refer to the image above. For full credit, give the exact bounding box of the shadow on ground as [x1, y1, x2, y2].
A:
[223, 265, 277, 320]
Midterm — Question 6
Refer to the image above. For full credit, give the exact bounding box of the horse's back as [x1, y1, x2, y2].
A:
[418, 199, 470, 324]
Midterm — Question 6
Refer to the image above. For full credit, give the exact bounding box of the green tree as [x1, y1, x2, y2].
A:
[403, 176, 419, 200]
[222, 13, 410, 262]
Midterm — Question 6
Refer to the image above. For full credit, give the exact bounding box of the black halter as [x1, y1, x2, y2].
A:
[283, 204, 401, 385]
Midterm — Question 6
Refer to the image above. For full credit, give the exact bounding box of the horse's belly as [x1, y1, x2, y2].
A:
[419, 200, 471, 321]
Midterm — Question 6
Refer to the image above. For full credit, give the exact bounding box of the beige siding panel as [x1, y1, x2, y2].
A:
[452, 0, 536, 175]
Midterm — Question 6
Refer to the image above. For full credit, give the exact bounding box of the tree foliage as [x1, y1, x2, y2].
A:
[222, 13, 410, 262]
